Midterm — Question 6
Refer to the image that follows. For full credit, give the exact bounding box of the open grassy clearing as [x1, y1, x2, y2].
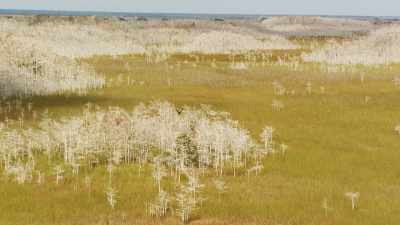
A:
[1, 44, 400, 225]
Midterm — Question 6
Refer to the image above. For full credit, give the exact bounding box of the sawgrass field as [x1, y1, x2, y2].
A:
[0, 16, 399, 225]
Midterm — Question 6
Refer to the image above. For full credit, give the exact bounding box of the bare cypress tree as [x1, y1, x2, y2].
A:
[213, 179, 228, 202]
[345, 192, 360, 210]
[106, 187, 118, 209]
[260, 126, 274, 154]
[149, 190, 169, 218]
[395, 124, 400, 135]
[54, 165, 64, 185]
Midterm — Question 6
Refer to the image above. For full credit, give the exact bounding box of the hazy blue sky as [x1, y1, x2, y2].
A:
[0, 0, 398, 16]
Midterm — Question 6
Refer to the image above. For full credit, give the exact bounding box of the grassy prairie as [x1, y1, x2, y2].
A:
[1, 44, 400, 225]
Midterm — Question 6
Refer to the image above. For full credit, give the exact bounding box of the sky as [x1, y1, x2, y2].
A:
[0, 0, 398, 16]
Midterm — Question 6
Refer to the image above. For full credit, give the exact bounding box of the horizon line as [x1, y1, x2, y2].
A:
[0, 8, 396, 18]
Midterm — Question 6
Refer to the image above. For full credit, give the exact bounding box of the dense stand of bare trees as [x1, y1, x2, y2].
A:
[304, 25, 400, 65]
[0, 101, 283, 222]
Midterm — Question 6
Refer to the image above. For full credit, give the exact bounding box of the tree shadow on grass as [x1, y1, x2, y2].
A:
[29, 94, 109, 109]
[0, 95, 111, 122]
